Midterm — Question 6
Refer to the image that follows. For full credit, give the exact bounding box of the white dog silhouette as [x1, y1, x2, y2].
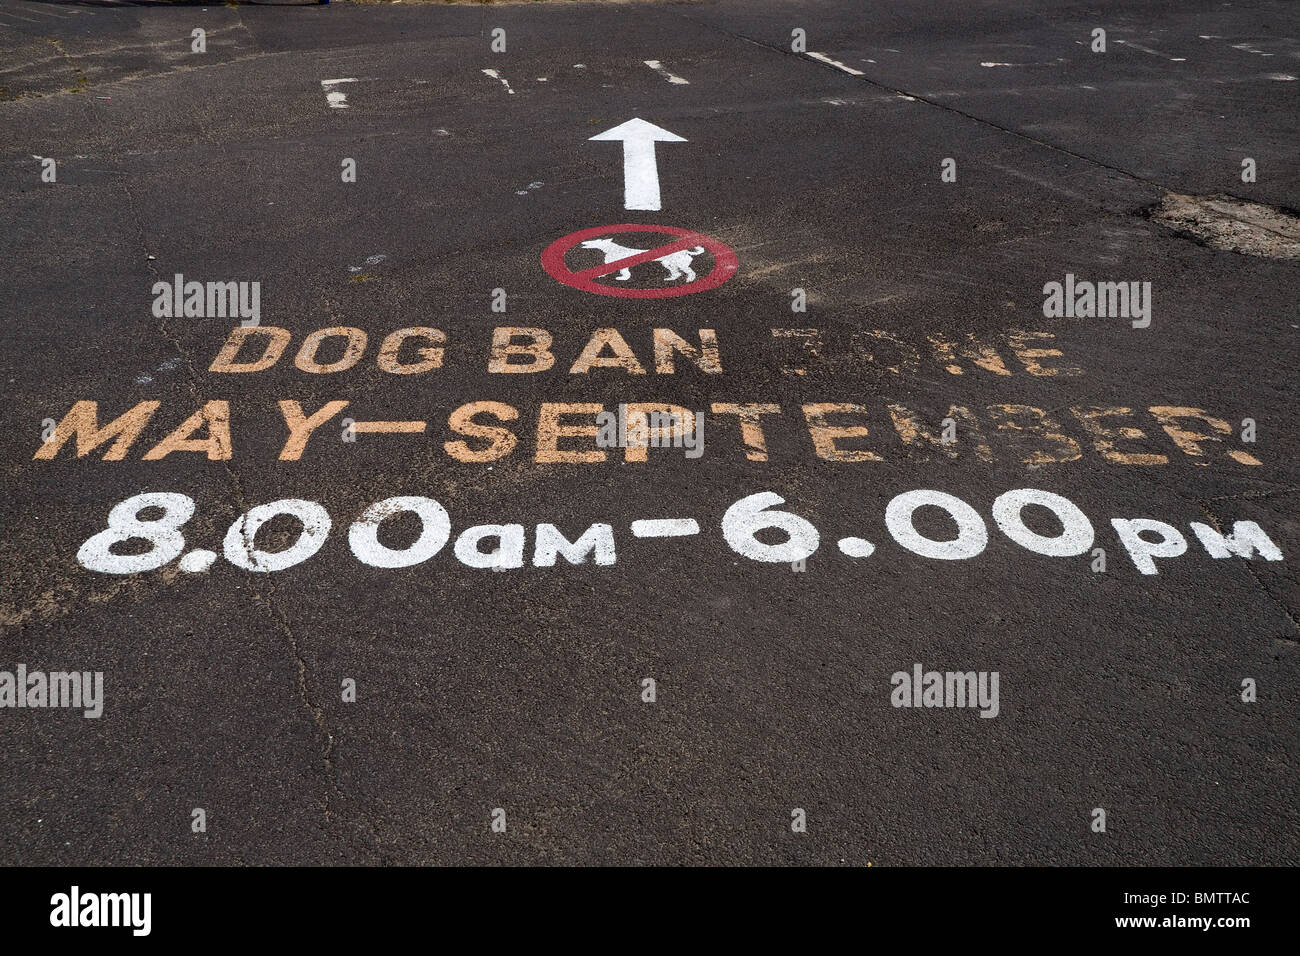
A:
[580, 237, 707, 282]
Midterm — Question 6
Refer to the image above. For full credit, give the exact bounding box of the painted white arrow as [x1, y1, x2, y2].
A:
[589, 117, 687, 211]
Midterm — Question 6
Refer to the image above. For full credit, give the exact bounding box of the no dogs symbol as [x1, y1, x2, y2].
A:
[541, 224, 738, 298]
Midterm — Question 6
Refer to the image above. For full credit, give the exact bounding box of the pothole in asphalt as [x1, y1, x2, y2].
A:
[1149, 192, 1300, 260]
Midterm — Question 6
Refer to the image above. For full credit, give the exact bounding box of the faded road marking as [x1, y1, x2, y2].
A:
[806, 52, 864, 76]
[320, 77, 357, 109]
[178, 550, 216, 573]
[1116, 40, 1186, 62]
[644, 60, 689, 85]
[482, 69, 515, 94]
[837, 537, 876, 557]
[982, 59, 1068, 67]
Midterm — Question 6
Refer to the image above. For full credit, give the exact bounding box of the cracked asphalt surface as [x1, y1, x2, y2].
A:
[1, 0, 1297, 865]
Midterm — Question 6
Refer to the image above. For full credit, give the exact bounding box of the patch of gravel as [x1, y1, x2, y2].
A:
[1150, 192, 1300, 260]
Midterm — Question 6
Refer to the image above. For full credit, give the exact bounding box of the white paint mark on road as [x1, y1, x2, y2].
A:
[1266, 73, 1297, 81]
[837, 537, 875, 557]
[77, 493, 196, 574]
[644, 59, 690, 85]
[454, 525, 525, 570]
[1200, 35, 1278, 57]
[225, 500, 331, 573]
[350, 497, 451, 569]
[1115, 39, 1185, 61]
[134, 356, 181, 383]
[1110, 518, 1186, 575]
[806, 51, 865, 76]
[515, 181, 544, 196]
[320, 77, 357, 109]
[631, 518, 700, 538]
[982, 60, 1067, 67]
[992, 489, 1094, 557]
[721, 493, 819, 564]
[348, 253, 388, 273]
[589, 117, 686, 212]
[481, 68, 515, 94]
[179, 550, 217, 573]
[68, 489, 1287, 579]
[885, 490, 988, 560]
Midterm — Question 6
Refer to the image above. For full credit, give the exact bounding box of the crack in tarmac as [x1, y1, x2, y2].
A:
[1197, 498, 1300, 636]
[49, 32, 346, 826]
[665, 6, 1201, 203]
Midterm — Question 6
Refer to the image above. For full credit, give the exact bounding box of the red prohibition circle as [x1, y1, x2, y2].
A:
[540, 223, 739, 298]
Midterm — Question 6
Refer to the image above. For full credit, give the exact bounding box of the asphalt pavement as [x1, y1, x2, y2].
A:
[1, 0, 1297, 865]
